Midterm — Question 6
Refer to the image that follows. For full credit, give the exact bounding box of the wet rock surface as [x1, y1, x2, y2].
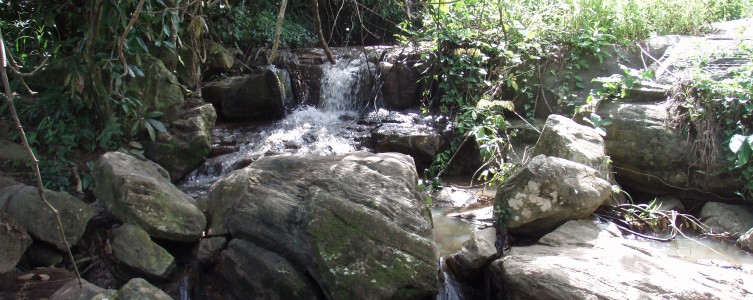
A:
[0, 211, 31, 273]
[206, 152, 439, 299]
[700, 202, 753, 236]
[110, 224, 176, 280]
[490, 219, 753, 299]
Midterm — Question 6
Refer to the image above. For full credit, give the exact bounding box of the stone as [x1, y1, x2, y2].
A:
[371, 123, 446, 170]
[111, 278, 172, 300]
[495, 155, 612, 237]
[207, 152, 438, 299]
[92, 152, 206, 242]
[125, 54, 185, 122]
[445, 230, 497, 280]
[205, 40, 235, 74]
[532, 114, 611, 181]
[737, 227, 753, 253]
[700, 202, 753, 236]
[489, 219, 753, 299]
[0, 139, 31, 163]
[598, 101, 741, 202]
[145, 103, 217, 180]
[0, 212, 31, 273]
[51, 279, 115, 300]
[196, 236, 227, 265]
[654, 195, 686, 212]
[176, 47, 200, 89]
[110, 224, 176, 279]
[220, 239, 318, 300]
[0, 171, 21, 189]
[3, 186, 92, 251]
[202, 66, 293, 120]
[378, 47, 428, 108]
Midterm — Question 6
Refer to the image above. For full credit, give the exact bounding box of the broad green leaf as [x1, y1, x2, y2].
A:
[146, 118, 167, 133]
[730, 134, 746, 152]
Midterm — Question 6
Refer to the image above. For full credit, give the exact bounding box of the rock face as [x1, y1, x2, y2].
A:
[699, 202, 753, 236]
[1, 185, 92, 251]
[145, 103, 217, 180]
[110, 224, 176, 279]
[371, 123, 445, 171]
[205, 40, 235, 74]
[490, 219, 753, 299]
[598, 101, 741, 201]
[92, 152, 206, 242]
[125, 54, 185, 122]
[202, 66, 293, 120]
[532, 114, 611, 181]
[445, 230, 497, 280]
[207, 152, 438, 299]
[111, 278, 172, 300]
[0, 212, 31, 272]
[737, 228, 753, 253]
[378, 48, 429, 108]
[495, 155, 612, 237]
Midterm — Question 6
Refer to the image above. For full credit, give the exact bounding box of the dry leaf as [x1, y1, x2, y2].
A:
[38, 274, 50, 281]
[17, 273, 35, 280]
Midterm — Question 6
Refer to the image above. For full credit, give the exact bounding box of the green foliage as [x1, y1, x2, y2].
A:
[208, 1, 316, 49]
[667, 43, 753, 195]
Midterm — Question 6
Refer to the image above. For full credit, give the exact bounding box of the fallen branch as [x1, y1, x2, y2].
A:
[311, 0, 336, 64]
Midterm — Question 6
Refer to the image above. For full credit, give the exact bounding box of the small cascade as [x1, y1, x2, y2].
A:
[179, 54, 376, 197]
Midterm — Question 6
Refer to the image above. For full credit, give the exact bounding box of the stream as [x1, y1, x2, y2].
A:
[175, 51, 753, 299]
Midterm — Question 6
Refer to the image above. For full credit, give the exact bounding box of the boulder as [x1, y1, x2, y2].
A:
[110, 224, 176, 279]
[125, 54, 185, 122]
[495, 155, 612, 237]
[489, 219, 753, 299]
[0, 212, 31, 273]
[202, 66, 293, 120]
[145, 103, 217, 180]
[92, 152, 206, 242]
[699, 202, 753, 236]
[378, 47, 430, 108]
[51, 279, 115, 300]
[445, 230, 497, 280]
[205, 40, 235, 74]
[0, 171, 21, 189]
[532, 114, 611, 181]
[2, 185, 92, 251]
[737, 227, 753, 253]
[196, 236, 227, 265]
[207, 152, 438, 299]
[371, 123, 446, 170]
[598, 101, 741, 201]
[654, 195, 686, 212]
[0, 139, 30, 163]
[111, 278, 172, 300]
[176, 47, 200, 89]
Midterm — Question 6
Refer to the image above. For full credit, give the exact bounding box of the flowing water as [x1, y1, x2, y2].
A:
[179, 56, 376, 198]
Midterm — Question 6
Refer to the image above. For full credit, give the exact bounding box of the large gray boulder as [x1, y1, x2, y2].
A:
[145, 103, 217, 180]
[205, 40, 235, 75]
[202, 66, 293, 120]
[533, 114, 611, 181]
[495, 155, 612, 237]
[2, 185, 92, 251]
[445, 230, 497, 280]
[490, 219, 753, 299]
[110, 224, 175, 279]
[0, 212, 31, 272]
[207, 152, 438, 299]
[371, 123, 445, 170]
[598, 101, 741, 201]
[699, 202, 753, 236]
[111, 278, 172, 300]
[92, 152, 206, 242]
[378, 47, 430, 108]
[738, 227, 753, 253]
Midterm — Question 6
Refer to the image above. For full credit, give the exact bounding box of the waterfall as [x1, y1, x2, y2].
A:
[179, 55, 374, 198]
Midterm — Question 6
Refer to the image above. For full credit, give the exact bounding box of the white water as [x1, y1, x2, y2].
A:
[179, 55, 375, 197]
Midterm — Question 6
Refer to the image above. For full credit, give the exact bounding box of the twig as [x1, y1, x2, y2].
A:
[311, 0, 336, 64]
[0, 29, 82, 288]
[117, 0, 147, 80]
[268, 0, 288, 65]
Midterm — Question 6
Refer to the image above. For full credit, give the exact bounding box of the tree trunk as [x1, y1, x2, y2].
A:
[268, 0, 288, 65]
[311, 0, 336, 64]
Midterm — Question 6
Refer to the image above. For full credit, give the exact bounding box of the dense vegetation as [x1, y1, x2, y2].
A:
[1, 0, 752, 195]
